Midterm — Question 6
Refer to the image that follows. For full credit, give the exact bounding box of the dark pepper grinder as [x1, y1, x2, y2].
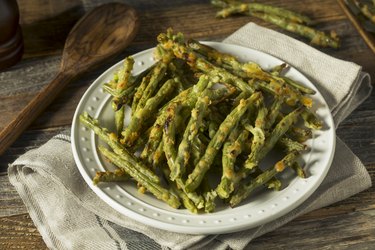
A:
[0, 0, 23, 70]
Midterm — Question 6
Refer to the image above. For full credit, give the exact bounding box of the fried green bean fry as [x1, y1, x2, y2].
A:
[122, 79, 175, 146]
[172, 82, 235, 180]
[163, 103, 180, 173]
[158, 32, 256, 93]
[135, 62, 168, 112]
[187, 39, 309, 106]
[187, 39, 282, 92]
[185, 92, 262, 192]
[230, 150, 300, 206]
[110, 57, 134, 135]
[252, 12, 340, 49]
[277, 137, 306, 152]
[245, 107, 302, 169]
[216, 126, 250, 199]
[287, 126, 313, 143]
[292, 162, 306, 178]
[141, 76, 209, 163]
[176, 178, 205, 209]
[99, 146, 181, 208]
[161, 165, 198, 213]
[79, 113, 160, 184]
[171, 94, 210, 180]
[265, 97, 284, 130]
[93, 169, 129, 185]
[211, 0, 340, 48]
[201, 177, 217, 213]
[213, 0, 312, 24]
[301, 108, 323, 130]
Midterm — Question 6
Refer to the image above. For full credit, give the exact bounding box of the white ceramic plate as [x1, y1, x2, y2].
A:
[71, 42, 336, 234]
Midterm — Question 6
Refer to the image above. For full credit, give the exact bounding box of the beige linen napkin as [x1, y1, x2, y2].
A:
[8, 23, 372, 250]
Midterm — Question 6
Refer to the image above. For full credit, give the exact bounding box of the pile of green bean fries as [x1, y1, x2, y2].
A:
[79, 29, 322, 213]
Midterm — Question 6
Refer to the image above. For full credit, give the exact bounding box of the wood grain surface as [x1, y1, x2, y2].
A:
[0, 2, 139, 155]
[1, 0, 374, 249]
[337, 0, 375, 54]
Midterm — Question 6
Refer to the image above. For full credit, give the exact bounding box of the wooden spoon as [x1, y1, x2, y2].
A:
[0, 3, 139, 155]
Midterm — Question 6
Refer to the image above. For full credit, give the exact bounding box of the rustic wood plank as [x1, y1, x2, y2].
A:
[18, 0, 84, 58]
[0, 127, 70, 170]
[251, 210, 375, 249]
[337, 0, 375, 55]
[0, 214, 48, 249]
[0, 175, 27, 217]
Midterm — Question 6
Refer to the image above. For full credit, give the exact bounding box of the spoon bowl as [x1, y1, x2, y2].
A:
[62, 3, 139, 72]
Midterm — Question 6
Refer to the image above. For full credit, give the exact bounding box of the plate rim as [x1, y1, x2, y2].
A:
[71, 41, 336, 234]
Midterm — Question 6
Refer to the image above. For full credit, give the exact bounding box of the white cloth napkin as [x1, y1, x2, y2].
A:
[8, 23, 372, 250]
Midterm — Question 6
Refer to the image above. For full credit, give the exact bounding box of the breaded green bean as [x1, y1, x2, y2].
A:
[287, 126, 313, 143]
[79, 113, 160, 184]
[212, 0, 339, 48]
[171, 95, 210, 180]
[152, 140, 164, 167]
[213, 1, 312, 24]
[93, 169, 129, 185]
[99, 146, 181, 208]
[191, 136, 207, 166]
[141, 75, 209, 162]
[161, 165, 198, 213]
[291, 162, 306, 178]
[171, 84, 235, 180]
[163, 103, 180, 173]
[244, 94, 268, 166]
[114, 105, 125, 136]
[187, 39, 288, 96]
[111, 57, 134, 135]
[216, 126, 243, 199]
[135, 62, 168, 112]
[265, 97, 284, 130]
[117, 57, 135, 90]
[122, 79, 175, 146]
[301, 108, 323, 130]
[201, 176, 217, 213]
[252, 12, 340, 48]
[132, 74, 151, 113]
[176, 178, 205, 209]
[158, 32, 255, 93]
[245, 107, 302, 169]
[216, 104, 256, 199]
[230, 150, 300, 207]
[185, 92, 262, 192]
[277, 137, 306, 152]
[188, 39, 272, 80]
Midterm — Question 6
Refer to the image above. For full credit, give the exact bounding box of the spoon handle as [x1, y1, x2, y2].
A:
[0, 71, 74, 155]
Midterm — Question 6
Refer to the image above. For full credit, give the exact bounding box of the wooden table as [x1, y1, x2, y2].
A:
[1, 0, 374, 249]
